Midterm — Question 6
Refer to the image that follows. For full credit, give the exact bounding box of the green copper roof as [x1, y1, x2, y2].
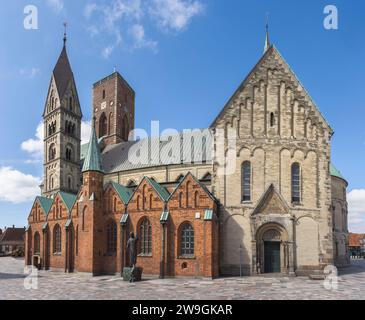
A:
[111, 182, 133, 204]
[82, 127, 103, 173]
[330, 163, 346, 180]
[59, 192, 77, 212]
[36, 196, 53, 216]
[147, 177, 170, 202]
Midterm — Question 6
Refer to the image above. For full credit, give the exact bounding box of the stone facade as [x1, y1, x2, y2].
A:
[25, 39, 349, 278]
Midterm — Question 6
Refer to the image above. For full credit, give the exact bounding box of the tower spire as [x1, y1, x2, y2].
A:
[63, 22, 67, 46]
[264, 13, 270, 54]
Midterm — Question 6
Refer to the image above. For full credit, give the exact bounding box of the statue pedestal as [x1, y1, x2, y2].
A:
[123, 267, 143, 282]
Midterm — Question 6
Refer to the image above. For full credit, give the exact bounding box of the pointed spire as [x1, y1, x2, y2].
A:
[264, 13, 270, 54]
[53, 24, 74, 100]
[82, 122, 103, 173]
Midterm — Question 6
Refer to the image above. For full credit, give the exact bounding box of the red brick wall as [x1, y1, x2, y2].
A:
[93, 72, 135, 146]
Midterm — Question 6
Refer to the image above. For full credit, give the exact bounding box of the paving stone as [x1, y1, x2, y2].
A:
[1, 258, 365, 300]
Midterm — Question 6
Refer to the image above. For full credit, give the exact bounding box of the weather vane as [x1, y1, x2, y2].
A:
[63, 22, 67, 45]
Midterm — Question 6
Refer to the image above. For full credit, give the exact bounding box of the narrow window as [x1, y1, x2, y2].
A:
[102, 90, 106, 100]
[34, 232, 40, 255]
[53, 225, 62, 254]
[180, 223, 194, 256]
[242, 161, 251, 202]
[140, 218, 152, 255]
[107, 222, 117, 255]
[291, 163, 301, 203]
[270, 112, 275, 127]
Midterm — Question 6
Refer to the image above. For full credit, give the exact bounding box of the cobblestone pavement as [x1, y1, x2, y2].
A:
[1, 257, 365, 300]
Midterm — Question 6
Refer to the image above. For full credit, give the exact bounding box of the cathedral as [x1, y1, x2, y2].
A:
[25, 30, 349, 278]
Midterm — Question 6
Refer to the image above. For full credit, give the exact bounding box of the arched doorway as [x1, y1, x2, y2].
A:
[256, 223, 289, 274]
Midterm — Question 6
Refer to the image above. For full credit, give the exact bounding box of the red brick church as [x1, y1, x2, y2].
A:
[25, 35, 219, 278]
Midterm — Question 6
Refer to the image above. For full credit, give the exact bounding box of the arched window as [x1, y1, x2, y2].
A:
[102, 90, 106, 100]
[113, 197, 117, 212]
[66, 146, 73, 161]
[194, 191, 199, 208]
[139, 218, 152, 255]
[108, 113, 113, 135]
[242, 161, 251, 202]
[53, 224, 62, 254]
[142, 185, 147, 210]
[107, 222, 117, 255]
[34, 232, 40, 255]
[180, 223, 194, 256]
[99, 113, 108, 137]
[82, 207, 87, 231]
[270, 112, 275, 127]
[49, 144, 56, 161]
[291, 163, 301, 203]
[68, 177, 72, 190]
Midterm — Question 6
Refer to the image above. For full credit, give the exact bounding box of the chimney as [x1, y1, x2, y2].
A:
[12, 225, 15, 228]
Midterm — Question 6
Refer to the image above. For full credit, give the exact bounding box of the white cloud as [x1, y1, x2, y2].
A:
[83, 0, 203, 57]
[19, 67, 41, 79]
[149, 0, 204, 31]
[21, 121, 92, 162]
[81, 121, 92, 145]
[348, 189, 365, 233]
[0, 167, 41, 204]
[21, 122, 43, 162]
[129, 24, 158, 51]
[46, 0, 64, 14]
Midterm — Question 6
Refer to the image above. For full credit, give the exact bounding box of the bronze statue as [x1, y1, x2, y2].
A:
[126, 232, 138, 282]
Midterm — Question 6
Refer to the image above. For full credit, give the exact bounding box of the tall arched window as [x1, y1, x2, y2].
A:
[49, 144, 56, 161]
[68, 177, 72, 190]
[242, 161, 251, 202]
[66, 146, 73, 161]
[291, 163, 301, 203]
[53, 224, 62, 254]
[180, 223, 194, 256]
[142, 185, 147, 210]
[99, 113, 107, 137]
[69, 97, 73, 111]
[107, 222, 117, 255]
[76, 225, 79, 256]
[270, 112, 275, 127]
[140, 218, 152, 255]
[34, 232, 40, 255]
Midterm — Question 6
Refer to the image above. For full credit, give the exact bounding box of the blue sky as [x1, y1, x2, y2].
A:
[0, 0, 365, 232]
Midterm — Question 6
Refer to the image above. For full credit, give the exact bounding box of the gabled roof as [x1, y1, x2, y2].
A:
[35, 196, 53, 216]
[252, 184, 290, 216]
[53, 45, 74, 100]
[82, 126, 103, 173]
[0, 227, 25, 244]
[349, 233, 365, 247]
[211, 45, 332, 134]
[58, 191, 77, 212]
[168, 172, 217, 202]
[330, 163, 346, 181]
[147, 177, 170, 202]
[110, 182, 133, 204]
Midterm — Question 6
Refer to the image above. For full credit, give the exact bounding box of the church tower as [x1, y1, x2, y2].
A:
[42, 31, 82, 197]
[92, 72, 135, 146]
